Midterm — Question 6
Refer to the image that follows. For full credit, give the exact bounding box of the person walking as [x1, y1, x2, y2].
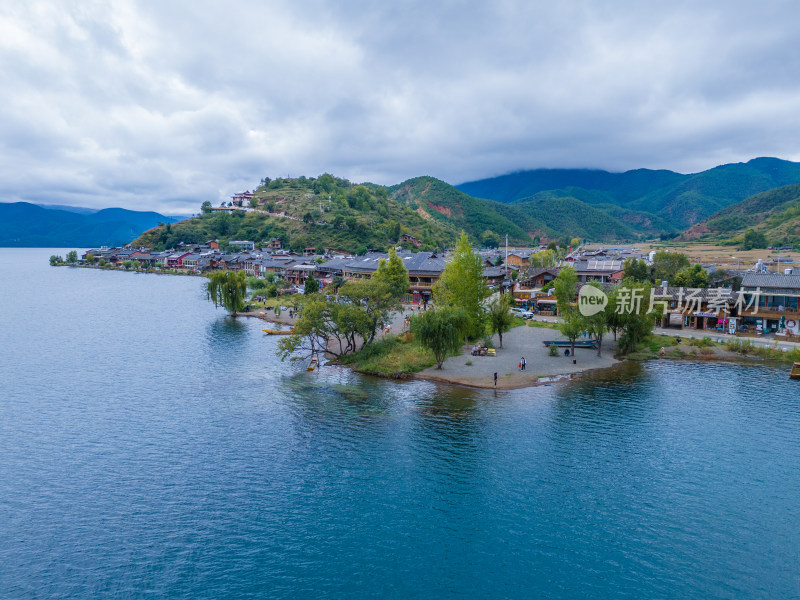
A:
[521, 357, 526, 371]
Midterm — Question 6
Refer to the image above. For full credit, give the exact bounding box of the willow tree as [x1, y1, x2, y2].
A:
[433, 232, 489, 339]
[411, 307, 469, 369]
[207, 270, 248, 316]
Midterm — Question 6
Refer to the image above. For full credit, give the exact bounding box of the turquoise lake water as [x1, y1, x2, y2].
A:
[1, 248, 799, 598]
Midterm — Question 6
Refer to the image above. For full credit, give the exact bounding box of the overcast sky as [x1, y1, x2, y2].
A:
[2, 1, 799, 214]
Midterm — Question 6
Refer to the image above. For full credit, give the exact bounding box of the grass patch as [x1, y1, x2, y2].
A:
[725, 338, 800, 363]
[527, 320, 559, 329]
[688, 336, 716, 348]
[339, 335, 437, 375]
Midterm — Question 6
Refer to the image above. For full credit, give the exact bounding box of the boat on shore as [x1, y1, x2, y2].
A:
[790, 362, 800, 380]
[542, 340, 599, 349]
[263, 329, 294, 335]
[307, 356, 319, 371]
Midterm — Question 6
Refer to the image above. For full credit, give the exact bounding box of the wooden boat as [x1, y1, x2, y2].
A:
[307, 356, 319, 371]
[790, 362, 800, 380]
[542, 340, 598, 349]
[262, 328, 295, 335]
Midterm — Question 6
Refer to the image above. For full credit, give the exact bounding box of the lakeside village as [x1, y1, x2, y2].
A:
[53, 237, 800, 343]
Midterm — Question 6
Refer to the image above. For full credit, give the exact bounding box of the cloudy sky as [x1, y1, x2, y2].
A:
[2, 1, 799, 214]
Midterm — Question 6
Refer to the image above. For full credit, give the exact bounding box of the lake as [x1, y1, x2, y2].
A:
[1, 248, 799, 598]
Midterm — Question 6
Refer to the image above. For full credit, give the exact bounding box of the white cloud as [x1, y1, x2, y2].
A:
[1, 0, 800, 213]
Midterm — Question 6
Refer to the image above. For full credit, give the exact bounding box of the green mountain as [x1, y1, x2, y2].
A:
[683, 184, 800, 245]
[388, 176, 555, 245]
[456, 157, 800, 229]
[132, 175, 460, 253]
[511, 197, 638, 241]
[0, 202, 178, 247]
[389, 176, 647, 243]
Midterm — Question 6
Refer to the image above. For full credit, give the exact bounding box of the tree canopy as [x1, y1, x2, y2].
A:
[411, 307, 469, 369]
[434, 232, 489, 339]
[652, 251, 690, 285]
[487, 293, 514, 348]
[372, 248, 410, 302]
[207, 270, 248, 316]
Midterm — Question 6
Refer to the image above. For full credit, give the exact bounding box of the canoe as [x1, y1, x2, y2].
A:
[542, 340, 598, 349]
[263, 329, 294, 335]
[307, 357, 319, 371]
[790, 362, 800, 380]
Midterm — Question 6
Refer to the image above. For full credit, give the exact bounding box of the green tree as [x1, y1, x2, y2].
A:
[570, 237, 582, 249]
[201, 201, 213, 214]
[615, 280, 661, 355]
[547, 241, 557, 252]
[434, 232, 489, 339]
[213, 212, 232, 236]
[249, 197, 258, 209]
[531, 249, 556, 268]
[481, 230, 501, 249]
[652, 250, 689, 285]
[85, 253, 97, 264]
[388, 221, 402, 241]
[207, 270, 248, 316]
[411, 307, 469, 369]
[623, 257, 649, 282]
[487, 293, 514, 348]
[331, 275, 346, 291]
[372, 248, 410, 301]
[49, 255, 63, 266]
[304, 274, 319, 295]
[66, 250, 78, 263]
[554, 266, 584, 356]
[742, 228, 768, 250]
[673, 263, 710, 288]
[122, 260, 132, 270]
[339, 279, 395, 345]
[583, 282, 609, 357]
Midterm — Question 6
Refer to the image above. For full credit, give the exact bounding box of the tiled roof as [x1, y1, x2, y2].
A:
[741, 273, 800, 290]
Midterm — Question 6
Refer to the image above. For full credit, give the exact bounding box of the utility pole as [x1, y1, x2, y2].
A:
[505, 234, 509, 277]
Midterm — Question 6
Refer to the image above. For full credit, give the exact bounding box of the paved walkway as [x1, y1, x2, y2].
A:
[416, 324, 618, 389]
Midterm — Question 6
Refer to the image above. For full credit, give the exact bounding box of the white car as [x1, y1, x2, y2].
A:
[510, 308, 534, 319]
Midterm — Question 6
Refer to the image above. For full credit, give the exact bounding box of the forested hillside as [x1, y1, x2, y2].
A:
[456, 157, 800, 229]
[389, 176, 556, 245]
[132, 175, 460, 253]
[682, 184, 800, 246]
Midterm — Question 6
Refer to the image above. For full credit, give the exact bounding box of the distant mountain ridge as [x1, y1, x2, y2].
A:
[390, 176, 665, 243]
[683, 184, 800, 245]
[456, 157, 800, 230]
[0, 202, 178, 247]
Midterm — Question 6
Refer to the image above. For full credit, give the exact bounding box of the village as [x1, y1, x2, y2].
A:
[69, 238, 800, 344]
